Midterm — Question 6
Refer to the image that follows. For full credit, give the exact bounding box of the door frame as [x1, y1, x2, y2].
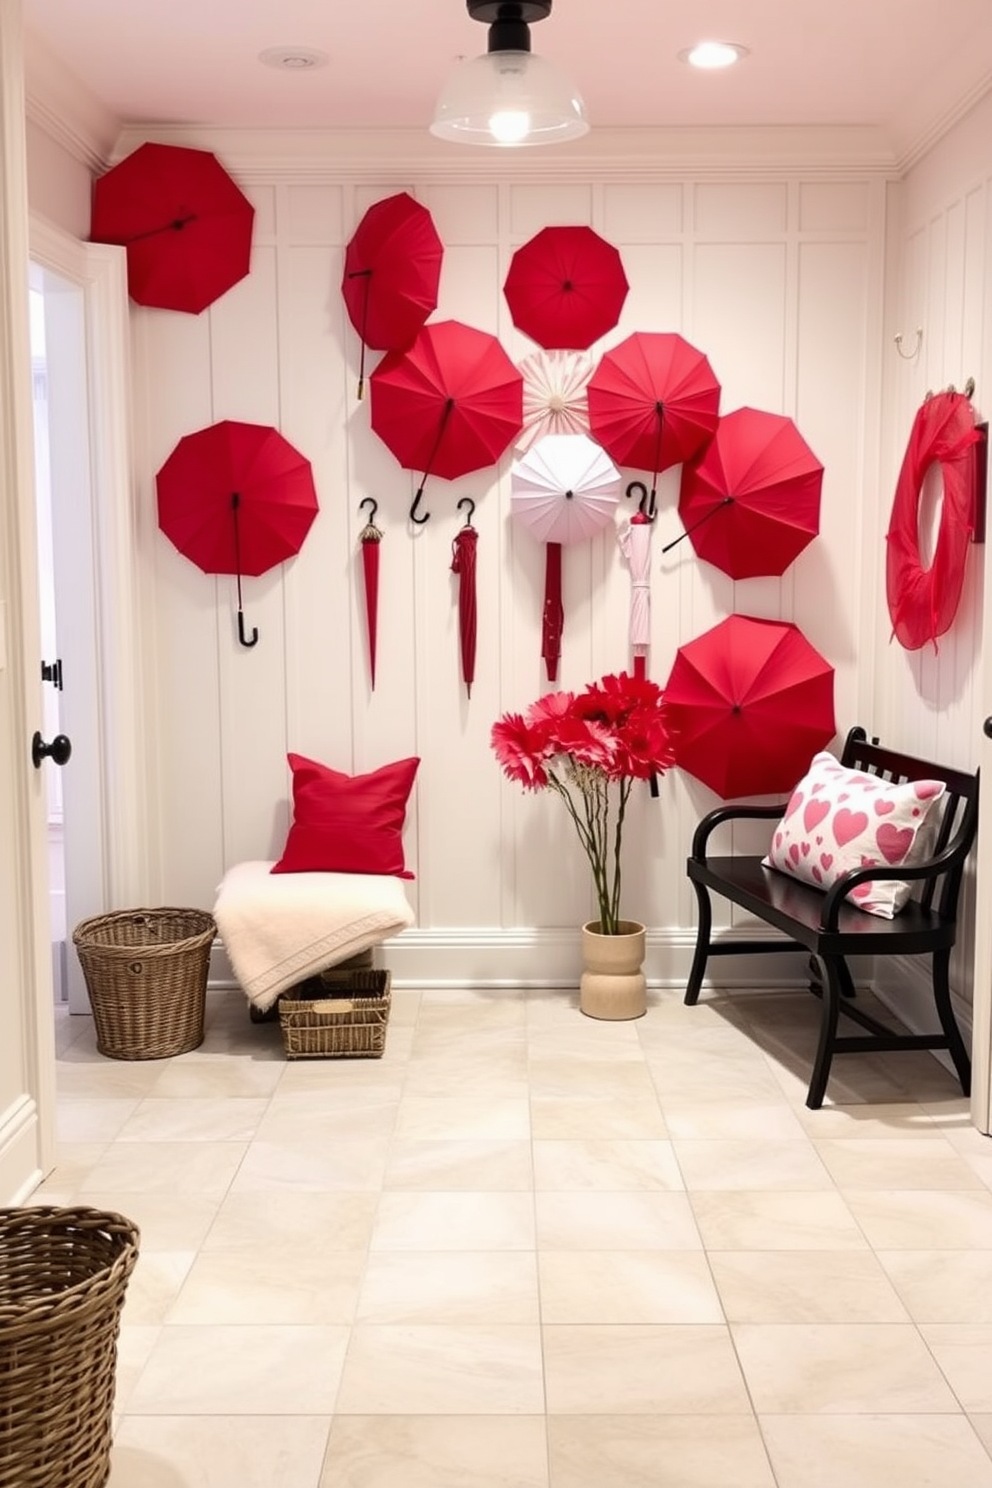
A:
[29, 218, 151, 949]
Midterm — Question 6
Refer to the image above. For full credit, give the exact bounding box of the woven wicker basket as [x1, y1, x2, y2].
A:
[279, 969, 391, 1059]
[0, 1205, 139, 1488]
[72, 907, 215, 1060]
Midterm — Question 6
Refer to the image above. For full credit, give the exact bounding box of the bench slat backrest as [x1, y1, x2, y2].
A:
[839, 725, 979, 919]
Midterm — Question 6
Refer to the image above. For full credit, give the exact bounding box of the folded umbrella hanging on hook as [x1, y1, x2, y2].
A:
[369, 320, 523, 525]
[156, 419, 319, 648]
[341, 192, 444, 399]
[451, 498, 479, 698]
[357, 497, 383, 689]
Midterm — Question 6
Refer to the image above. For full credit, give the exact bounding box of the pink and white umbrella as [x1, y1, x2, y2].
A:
[617, 512, 653, 678]
[516, 349, 592, 454]
[511, 432, 621, 680]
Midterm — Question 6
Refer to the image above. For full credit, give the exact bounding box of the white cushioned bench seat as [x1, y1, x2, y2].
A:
[213, 859, 415, 1012]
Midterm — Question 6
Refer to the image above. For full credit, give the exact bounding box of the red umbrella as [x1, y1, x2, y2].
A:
[341, 192, 444, 400]
[451, 500, 479, 697]
[886, 389, 982, 651]
[588, 332, 721, 514]
[370, 320, 523, 524]
[671, 407, 824, 578]
[662, 614, 835, 798]
[358, 497, 383, 689]
[156, 420, 319, 647]
[504, 226, 629, 351]
[90, 143, 254, 314]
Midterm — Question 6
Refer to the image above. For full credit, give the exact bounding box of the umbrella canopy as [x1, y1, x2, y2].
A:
[451, 504, 479, 697]
[662, 614, 835, 798]
[370, 319, 523, 523]
[504, 225, 629, 350]
[357, 497, 383, 689]
[516, 349, 592, 453]
[156, 419, 318, 647]
[588, 332, 721, 506]
[341, 192, 444, 398]
[512, 433, 621, 681]
[90, 143, 254, 314]
[674, 407, 824, 578]
[886, 389, 981, 651]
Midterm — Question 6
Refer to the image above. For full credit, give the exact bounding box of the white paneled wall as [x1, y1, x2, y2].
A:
[131, 159, 888, 986]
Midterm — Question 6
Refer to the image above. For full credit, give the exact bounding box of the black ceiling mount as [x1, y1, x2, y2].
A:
[466, 1, 553, 54]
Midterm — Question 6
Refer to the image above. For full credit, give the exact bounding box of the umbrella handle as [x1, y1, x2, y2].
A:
[359, 495, 379, 522]
[409, 487, 430, 525]
[457, 496, 476, 526]
[661, 496, 734, 554]
[237, 609, 259, 648]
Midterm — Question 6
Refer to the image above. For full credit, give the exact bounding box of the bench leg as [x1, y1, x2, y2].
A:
[933, 949, 971, 1097]
[684, 880, 713, 1006]
[807, 954, 853, 1109]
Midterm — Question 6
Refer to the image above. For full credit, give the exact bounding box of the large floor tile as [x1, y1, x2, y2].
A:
[813, 1138, 983, 1190]
[529, 1096, 668, 1140]
[230, 1137, 390, 1192]
[689, 1189, 867, 1251]
[126, 1325, 350, 1414]
[918, 1324, 992, 1412]
[542, 1324, 750, 1414]
[843, 1188, 992, 1248]
[370, 1191, 536, 1251]
[546, 1414, 777, 1488]
[532, 1138, 683, 1190]
[535, 1190, 702, 1250]
[202, 1189, 378, 1253]
[108, 1414, 331, 1488]
[673, 1138, 832, 1191]
[335, 1324, 545, 1414]
[167, 1247, 366, 1324]
[78, 1141, 247, 1198]
[538, 1249, 723, 1323]
[732, 1322, 961, 1413]
[320, 1415, 549, 1488]
[356, 1251, 540, 1324]
[383, 1138, 533, 1191]
[760, 1413, 992, 1488]
[877, 1250, 992, 1323]
[709, 1249, 909, 1323]
[392, 1096, 531, 1141]
[117, 1096, 268, 1143]
[57, 1097, 140, 1143]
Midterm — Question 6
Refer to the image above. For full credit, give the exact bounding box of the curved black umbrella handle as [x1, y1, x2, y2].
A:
[237, 609, 259, 648]
[409, 486, 430, 525]
[625, 480, 654, 520]
[661, 495, 734, 554]
[457, 496, 476, 526]
[359, 495, 379, 523]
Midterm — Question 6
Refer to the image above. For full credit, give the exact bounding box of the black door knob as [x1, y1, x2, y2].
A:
[31, 732, 72, 769]
[985, 718, 992, 740]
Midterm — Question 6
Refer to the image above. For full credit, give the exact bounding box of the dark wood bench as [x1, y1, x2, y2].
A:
[684, 726, 979, 1108]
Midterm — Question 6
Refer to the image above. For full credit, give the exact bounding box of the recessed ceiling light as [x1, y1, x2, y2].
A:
[258, 46, 329, 71]
[679, 41, 749, 70]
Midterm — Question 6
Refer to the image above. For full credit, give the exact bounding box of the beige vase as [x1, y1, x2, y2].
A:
[579, 919, 647, 1020]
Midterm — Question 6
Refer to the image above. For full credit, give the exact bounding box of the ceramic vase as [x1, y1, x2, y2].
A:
[579, 919, 647, 1020]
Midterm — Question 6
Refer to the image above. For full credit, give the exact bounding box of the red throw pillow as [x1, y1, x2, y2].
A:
[271, 754, 420, 878]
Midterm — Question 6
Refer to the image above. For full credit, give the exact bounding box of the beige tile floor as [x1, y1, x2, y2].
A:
[35, 982, 992, 1488]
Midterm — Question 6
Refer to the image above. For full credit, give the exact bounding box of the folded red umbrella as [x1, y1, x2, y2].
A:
[370, 320, 523, 524]
[504, 225, 629, 351]
[451, 502, 479, 697]
[156, 420, 318, 647]
[91, 143, 254, 314]
[588, 332, 721, 514]
[886, 389, 982, 651]
[342, 192, 444, 399]
[662, 614, 835, 798]
[358, 497, 383, 689]
[672, 407, 824, 578]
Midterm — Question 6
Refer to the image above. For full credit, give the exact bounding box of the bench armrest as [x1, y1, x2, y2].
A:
[691, 802, 788, 861]
[818, 838, 965, 931]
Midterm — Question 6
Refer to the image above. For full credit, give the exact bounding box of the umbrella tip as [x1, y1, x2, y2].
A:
[357, 379, 365, 400]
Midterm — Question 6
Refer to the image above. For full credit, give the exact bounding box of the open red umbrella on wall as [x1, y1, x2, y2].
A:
[156, 420, 319, 647]
[451, 499, 479, 697]
[341, 192, 444, 399]
[90, 142, 254, 314]
[588, 332, 721, 517]
[670, 407, 824, 578]
[504, 225, 629, 350]
[370, 319, 523, 524]
[662, 614, 835, 798]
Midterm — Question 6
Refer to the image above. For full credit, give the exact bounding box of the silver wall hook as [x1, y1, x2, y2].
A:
[894, 327, 923, 360]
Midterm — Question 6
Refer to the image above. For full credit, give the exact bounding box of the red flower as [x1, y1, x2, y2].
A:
[490, 713, 551, 789]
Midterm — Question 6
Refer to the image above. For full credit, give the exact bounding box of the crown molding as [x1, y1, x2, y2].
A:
[23, 27, 119, 173]
[109, 123, 901, 182]
[891, 66, 992, 175]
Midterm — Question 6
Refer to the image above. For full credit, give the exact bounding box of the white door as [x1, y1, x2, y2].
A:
[971, 429, 992, 1135]
[0, 0, 56, 1198]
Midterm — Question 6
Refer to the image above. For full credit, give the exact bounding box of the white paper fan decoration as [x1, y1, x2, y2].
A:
[515, 349, 593, 454]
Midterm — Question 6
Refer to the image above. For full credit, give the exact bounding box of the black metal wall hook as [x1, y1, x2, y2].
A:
[409, 487, 430, 525]
[359, 495, 379, 523]
[457, 496, 476, 526]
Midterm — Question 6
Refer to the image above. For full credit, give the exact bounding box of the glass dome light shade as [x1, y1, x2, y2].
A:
[430, 49, 589, 146]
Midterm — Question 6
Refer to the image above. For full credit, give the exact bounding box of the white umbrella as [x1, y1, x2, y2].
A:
[617, 513, 653, 671]
[511, 433, 621, 680]
[515, 349, 593, 454]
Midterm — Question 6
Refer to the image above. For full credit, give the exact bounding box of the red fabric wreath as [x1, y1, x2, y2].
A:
[885, 390, 981, 652]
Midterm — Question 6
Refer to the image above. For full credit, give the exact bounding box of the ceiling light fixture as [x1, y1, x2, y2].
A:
[258, 47, 329, 71]
[430, 1, 589, 148]
[679, 40, 749, 70]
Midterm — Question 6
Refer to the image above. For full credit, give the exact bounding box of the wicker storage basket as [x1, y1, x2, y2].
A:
[0, 1205, 139, 1488]
[279, 969, 391, 1059]
[72, 908, 215, 1060]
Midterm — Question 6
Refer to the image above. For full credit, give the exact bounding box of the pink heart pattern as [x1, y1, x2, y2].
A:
[762, 752, 946, 920]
